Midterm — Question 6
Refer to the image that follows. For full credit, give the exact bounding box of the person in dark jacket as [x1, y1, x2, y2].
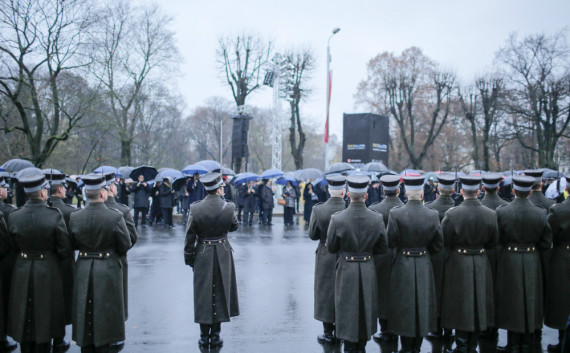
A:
[8, 174, 73, 353]
[69, 174, 132, 353]
[0, 178, 17, 352]
[366, 181, 382, 207]
[327, 175, 387, 352]
[184, 173, 239, 349]
[309, 176, 347, 345]
[149, 182, 162, 226]
[116, 178, 130, 206]
[187, 173, 206, 205]
[387, 176, 444, 353]
[260, 179, 274, 226]
[495, 175, 552, 353]
[424, 179, 437, 203]
[223, 178, 233, 202]
[130, 175, 151, 228]
[75, 177, 84, 209]
[370, 175, 403, 344]
[440, 176, 499, 353]
[303, 182, 318, 224]
[314, 182, 329, 203]
[236, 184, 245, 223]
[242, 181, 257, 226]
[282, 182, 297, 226]
[545, 176, 570, 353]
[159, 178, 175, 228]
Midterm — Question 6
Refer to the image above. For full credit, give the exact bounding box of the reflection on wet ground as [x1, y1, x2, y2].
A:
[46, 216, 557, 353]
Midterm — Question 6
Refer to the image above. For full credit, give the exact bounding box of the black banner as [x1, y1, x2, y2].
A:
[342, 113, 389, 167]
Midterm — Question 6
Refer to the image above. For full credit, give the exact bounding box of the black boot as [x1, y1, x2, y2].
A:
[318, 322, 337, 344]
[412, 336, 423, 353]
[20, 342, 34, 353]
[547, 330, 563, 353]
[448, 330, 468, 353]
[374, 319, 398, 343]
[198, 324, 210, 347]
[520, 333, 532, 353]
[344, 341, 359, 353]
[400, 337, 414, 353]
[498, 331, 521, 353]
[210, 323, 223, 348]
[53, 337, 70, 352]
[0, 337, 17, 352]
[467, 332, 479, 353]
[357, 340, 367, 353]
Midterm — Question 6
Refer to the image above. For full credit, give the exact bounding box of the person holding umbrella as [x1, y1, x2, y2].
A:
[260, 179, 274, 226]
[303, 182, 318, 224]
[130, 175, 151, 228]
[282, 181, 297, 226]
[242, 180, 257, 226]
[160, 177, 175, 228]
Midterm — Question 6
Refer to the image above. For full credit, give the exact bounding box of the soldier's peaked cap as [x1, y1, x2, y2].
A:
[513, 175, 534, 192]
[19, 173, 49, 193]
[402, 176, 424, 191]
[436, 173, 456, 190]
[380, 175, 400, 191]
[459, 175, 481, 191]
[104, 172, 118, 186]
[82, 174, 108, 191]
[326, 175, 346, 190]
[347, 175, 369, 193]
[523, 169, 544, 183]
[42, 168, 66, 185]
[482, 172, 503, 189]
[201, 172, 224, 191]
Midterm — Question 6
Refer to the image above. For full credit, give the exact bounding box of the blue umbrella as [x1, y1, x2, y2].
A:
[232, 173, 260, 185]
[118, 166, 135, 179]
[130, 165, 158, 182]
[2, 159, 35, 172]
[196, 160, 221, 172]
[94, 166, 119, 176]
[260, 168, 284, 179]
[182, 164, 209, 175]
[276, 174, 298, 186]
[314, 178, 327, 187]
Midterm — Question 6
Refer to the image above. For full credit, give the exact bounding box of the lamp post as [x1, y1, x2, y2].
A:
[324, 27, 340, 173]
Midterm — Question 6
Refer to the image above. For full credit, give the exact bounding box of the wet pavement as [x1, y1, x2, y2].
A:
[21, 215, 560, 352]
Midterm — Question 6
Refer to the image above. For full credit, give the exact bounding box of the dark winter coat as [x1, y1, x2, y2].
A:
[223, 184, 233, 202]
[186, 179, 206, 206]
[326, 202, 386, 343]
[48, 197, 77, 325]
[69, 202, 131, 347]
[481, 192, 508, 283]
[241, 185, 257, 213]
[116, 182, 130, 206]
[0, 214, 10, 338]
[184, 195, 239, 324]
[7, 199, 73, 343]
[130, 182, 151, 209]
[314, 184, 329, 203]
[544, 198, 570, 329]
[303, 185, 318, 222]
[386, 200, 443, 337]
[260, 184, 274, 210]
[426, 194, 455, 318]
[0, 202, 15, 333]
[159, 183, 175, 209]
[495, 198, 552, 333]
[308, 197, 346, 324]
[440, 199, 499, 332]
[369, 195, 403, 320]
[236, 185, 245, 207]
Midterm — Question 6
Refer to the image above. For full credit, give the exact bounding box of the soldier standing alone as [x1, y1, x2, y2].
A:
[308, 175, 347, 345]
[184, 172, 239, 349]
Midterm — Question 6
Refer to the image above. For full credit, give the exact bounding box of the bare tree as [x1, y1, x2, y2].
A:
[496, 30, 570, 169]
[217, 32, 272, 172]
[0, 0, 94, 166]
[457, 86, 481, 169]
[355, 47, 455, 169]
[282, 48, 315, 169]
[89, 0, 178, 165]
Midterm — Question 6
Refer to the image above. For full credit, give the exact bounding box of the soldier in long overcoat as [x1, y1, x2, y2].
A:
[440, 176, 499, 353]
[326, 175, 387, 353]
[0, 177, 17, 351]
[425, 173, 456, 340]
[184, 172, 239, 349]
[44, 169, 77, 352]
[495, 175, 552, 353]
[8, 174, 73, 353]
[544, 176, 570, 352]
[308, 175, 347, 344]
[387, 176, 444, 353]
[369, 174, 403, 344]
[104, 172, 137, 325]
[69, 174, 132, 352]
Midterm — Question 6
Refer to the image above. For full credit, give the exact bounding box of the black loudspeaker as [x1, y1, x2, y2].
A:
[231, 113, 252, 159]
[342, 113, 389, 167]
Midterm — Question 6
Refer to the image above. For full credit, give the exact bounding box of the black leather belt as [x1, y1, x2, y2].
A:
[20, 251, 47, 260]
[455, 247, 486, 255]
[78, 251, 113, 259]
[399, 248, 428, 257]
[199, 237, 227, 245]
[506, 244, 536, 253]
[342, 253, 372, 262]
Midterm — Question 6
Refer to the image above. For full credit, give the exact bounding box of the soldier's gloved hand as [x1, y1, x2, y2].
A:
[184, 252, 195, 268]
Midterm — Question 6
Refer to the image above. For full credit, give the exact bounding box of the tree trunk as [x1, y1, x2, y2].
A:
[469, 117, 480, 169]
[120, 139, 132, 166]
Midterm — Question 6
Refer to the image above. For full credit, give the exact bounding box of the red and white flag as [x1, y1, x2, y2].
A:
[324, 70, 332, 143]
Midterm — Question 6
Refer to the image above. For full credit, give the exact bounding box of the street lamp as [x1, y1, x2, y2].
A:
[324, 27, 340, 172]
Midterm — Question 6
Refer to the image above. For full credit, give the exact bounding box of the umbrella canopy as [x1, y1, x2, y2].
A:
[362, 162, 388, 173]
[296, 168, 323, 180]
[93, 166, 119, 176]
[130, 165, 158, 182]
[326, 162, 354, 175]
[16, 167, 43, 180]
[232, 173, 260, 185]
[118, 166, 135, 179]
[65, 177, 78, 187]
[196, 160, 221, 172]
[260, 168, 284, 179]
[423, 172, 439, 181]
[2, 159, 35, 172]
[314, 178, 327, 187]
[155, 169, 184, 182]
[543, 170, 562, 179]
[221, 167, 236, 176]
[501, 176, 513, 186]
[545, 177, 567, 199]
[172, 175, 190, 190]
[276, 174, 298, 186]
[182, 164, 210, 176]
[400, 169, 422, 176]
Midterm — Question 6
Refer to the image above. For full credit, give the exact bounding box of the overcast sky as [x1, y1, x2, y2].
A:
[154, 0, 569, 137]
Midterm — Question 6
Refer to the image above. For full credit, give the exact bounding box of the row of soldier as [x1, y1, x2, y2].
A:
[308, 170, 568, 353]
[0, 170, 136, 353]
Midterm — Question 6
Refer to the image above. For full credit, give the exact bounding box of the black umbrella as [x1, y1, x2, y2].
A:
[362, 162, 388, 173]
[326, 162, 355, 175]
[2, 159, 35, 172]
[172, 175, 190, 190]
[129, 165, 158, 182]
[543, 170, 560, 179]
